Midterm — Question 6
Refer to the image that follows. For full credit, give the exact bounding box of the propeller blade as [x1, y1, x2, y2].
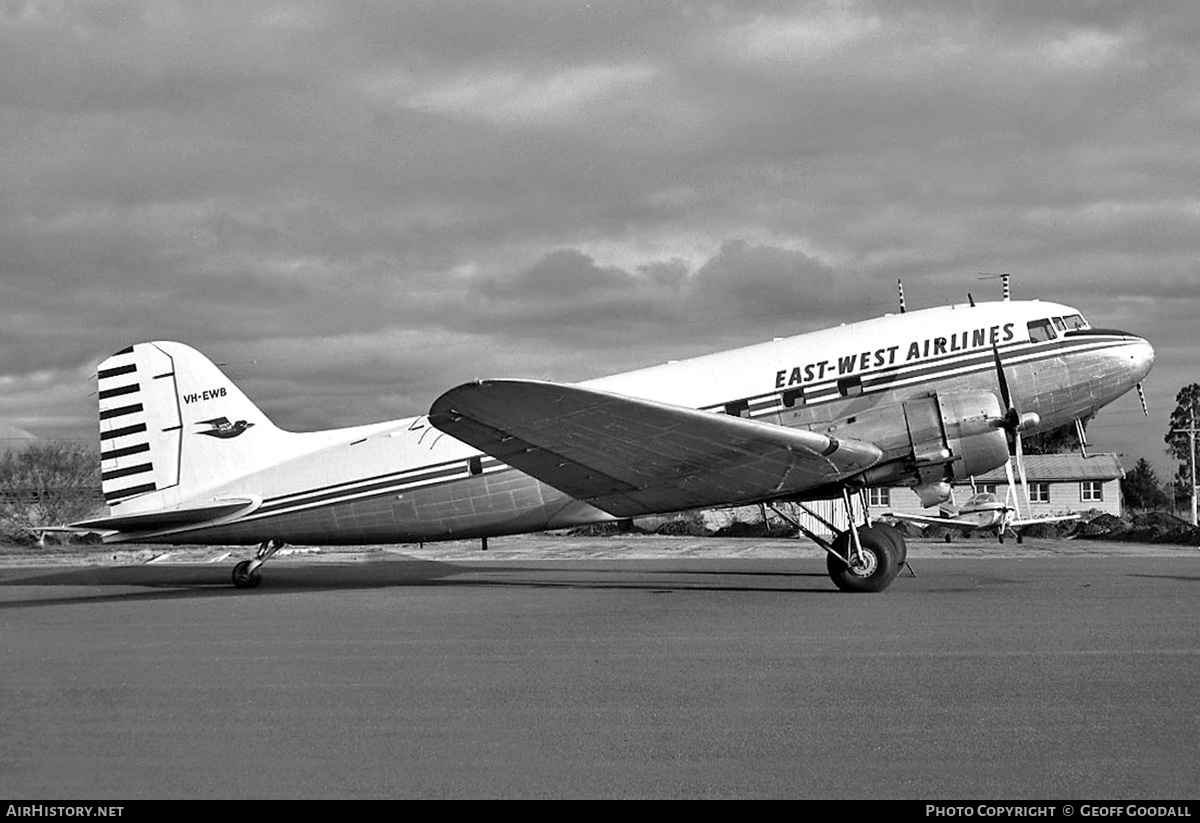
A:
[991, 344, 1013, 412]
[1016, 431, 1032, 516]
[1003, 454, 1021, 521]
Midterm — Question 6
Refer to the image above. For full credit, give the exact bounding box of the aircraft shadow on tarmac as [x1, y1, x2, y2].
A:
[0, 558, 840, 609]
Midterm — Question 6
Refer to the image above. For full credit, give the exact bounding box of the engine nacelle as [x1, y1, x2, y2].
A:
[856, 390, 1010, 507]
[905, 390, 1009, 505]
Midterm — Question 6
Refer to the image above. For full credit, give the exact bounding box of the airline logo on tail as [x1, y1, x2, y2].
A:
[196, 417, 255, 439]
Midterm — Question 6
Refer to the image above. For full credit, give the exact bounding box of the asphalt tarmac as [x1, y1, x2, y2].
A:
[1, 536, 1197, 799]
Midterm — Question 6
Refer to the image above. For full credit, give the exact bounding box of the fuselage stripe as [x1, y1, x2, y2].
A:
[705, 334, 1133, 415]
[239, 463, 517, 524]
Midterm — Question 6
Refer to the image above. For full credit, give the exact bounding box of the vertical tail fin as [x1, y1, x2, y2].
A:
[97, 342, 292, 513]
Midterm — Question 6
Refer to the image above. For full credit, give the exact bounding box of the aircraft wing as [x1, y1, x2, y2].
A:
[429, 380, 882, 518]
[1010, 513, 1080, 528]
[884, 512, 989, 530]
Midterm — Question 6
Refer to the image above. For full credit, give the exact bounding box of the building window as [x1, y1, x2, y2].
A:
[868, 488, 890, 507]
[1029, 483, 1050, 503]
[981, 484, 997, 495]
[1081, 481, 1103, 502]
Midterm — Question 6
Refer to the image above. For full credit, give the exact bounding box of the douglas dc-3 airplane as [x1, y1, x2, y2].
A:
[69, 297, 1153, 593]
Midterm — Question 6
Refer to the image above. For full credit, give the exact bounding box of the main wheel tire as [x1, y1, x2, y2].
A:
[231, 560, 262, 589]
[868, 521, 908, 567]
[827, 527, 901, 593]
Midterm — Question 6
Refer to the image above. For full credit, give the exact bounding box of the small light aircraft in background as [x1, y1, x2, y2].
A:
[885, 484, 1079, 544]
[65, 284, 1153, 593]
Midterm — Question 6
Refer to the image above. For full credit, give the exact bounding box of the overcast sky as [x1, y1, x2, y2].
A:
[2, 1, 1197, 482]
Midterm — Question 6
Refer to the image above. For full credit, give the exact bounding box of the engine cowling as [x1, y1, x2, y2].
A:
[901, 390, 1010, 505]
[853, 390, 1010, 506]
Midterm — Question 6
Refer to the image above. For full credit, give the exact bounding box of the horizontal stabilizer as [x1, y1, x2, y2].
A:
[70, 498, 259, 533]
[430, 380, 882, 517]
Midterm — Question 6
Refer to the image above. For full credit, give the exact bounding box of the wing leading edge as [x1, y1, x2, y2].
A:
[429, 380, 882, 518]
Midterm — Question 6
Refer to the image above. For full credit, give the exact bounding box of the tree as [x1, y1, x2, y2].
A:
[1120, 458, 1169, 511]
[1022, 415, 1091, 455]
[0, 442, 101, 543]
[1163, 383, 1200, 515]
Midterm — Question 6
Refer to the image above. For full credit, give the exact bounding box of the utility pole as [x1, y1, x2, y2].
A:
[1172, 406, 1200, 526]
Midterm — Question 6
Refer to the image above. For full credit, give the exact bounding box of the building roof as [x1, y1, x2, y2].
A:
[971, 452, 1125, 484]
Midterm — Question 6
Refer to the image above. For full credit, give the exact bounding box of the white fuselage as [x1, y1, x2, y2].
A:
[101, 299, 1153, 545]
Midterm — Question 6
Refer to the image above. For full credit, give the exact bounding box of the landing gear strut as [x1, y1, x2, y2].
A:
[231, 539, 284, 589]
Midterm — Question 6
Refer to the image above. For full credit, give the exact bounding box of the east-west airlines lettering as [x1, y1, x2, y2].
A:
[775, 323, 1015, 389]
[182, 387, 228, 404]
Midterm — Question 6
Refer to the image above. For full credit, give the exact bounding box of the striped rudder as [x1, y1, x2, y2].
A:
[96, 342, 289, 513]
[97, 344, 182, 505]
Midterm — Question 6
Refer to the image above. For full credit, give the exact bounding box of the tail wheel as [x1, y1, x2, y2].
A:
[827, 526, 901, 593]
[232, 560, 262, 589]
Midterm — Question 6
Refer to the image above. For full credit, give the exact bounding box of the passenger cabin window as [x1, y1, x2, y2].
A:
[837, 375, 863, 398]
[781, 388, 805, 408]
[725, 399, 750, 418]
[1026, 319, 1057, 343]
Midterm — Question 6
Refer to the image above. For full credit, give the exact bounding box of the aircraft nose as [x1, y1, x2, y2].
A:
[1126, 335, 1155, 383]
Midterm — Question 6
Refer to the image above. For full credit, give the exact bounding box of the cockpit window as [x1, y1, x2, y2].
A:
[1027, 319, 1057, 343]
[1061, 313, 1088, 330]
[1052, 317, 1067, 331]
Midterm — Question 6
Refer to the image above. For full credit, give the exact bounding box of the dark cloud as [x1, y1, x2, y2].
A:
[1, 0, 1195, 477]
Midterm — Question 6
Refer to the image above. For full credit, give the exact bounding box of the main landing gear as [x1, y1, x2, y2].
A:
[231, 539, 285, 589]
[825, 523, 904, 593]
[769, 490, 910, 593]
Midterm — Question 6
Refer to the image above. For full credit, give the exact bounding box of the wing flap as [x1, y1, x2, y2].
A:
[430, 380, 882, 517]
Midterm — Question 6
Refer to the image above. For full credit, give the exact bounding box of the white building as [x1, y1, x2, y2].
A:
[873, 453, 1125, 520]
